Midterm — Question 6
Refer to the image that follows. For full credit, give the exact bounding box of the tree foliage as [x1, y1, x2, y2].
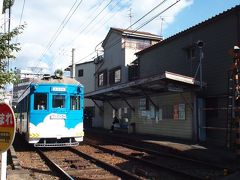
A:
[0, 24, 25, 87]
[54, 69, 64, 77]
[2, 0, 14, 13]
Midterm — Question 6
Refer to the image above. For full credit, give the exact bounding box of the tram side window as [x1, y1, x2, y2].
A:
[34, 93, 47, 110]
[70, 96, 80, 110]
[53, 95, 65, 108]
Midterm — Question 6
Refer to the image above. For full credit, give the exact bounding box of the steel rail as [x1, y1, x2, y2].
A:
[86, 141, 206, 180]
[69, 147, 143, 180]
[116, 141, 228, 171]
[86, 134, 230, 172]
[36, 148, 74, 180]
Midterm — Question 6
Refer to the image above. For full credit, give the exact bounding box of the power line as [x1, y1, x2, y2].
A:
[34, 0, 83, 74]
[76, 0, 176, 64]
[40, 0, 82, 59]
[15, 0, 26, 43]
[49, 0, 112, 66]
[101, 0, 181, 52]
[74, 0, 123, 50]
[69, 0, 114, 46]
[135, 0, 180, 31]
[129, 0, 168, 29]
[52, 0, 119, 66]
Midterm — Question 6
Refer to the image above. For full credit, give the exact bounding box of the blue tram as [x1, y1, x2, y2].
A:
[17, 75, 84, 147]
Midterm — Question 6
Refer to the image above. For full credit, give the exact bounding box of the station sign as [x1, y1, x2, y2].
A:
[0, 103, 16, 153]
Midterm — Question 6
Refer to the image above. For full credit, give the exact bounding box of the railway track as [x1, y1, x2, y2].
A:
[36, 148, 124, 179]
[36, 145, 194, 180]
[12, 133, 234, 179]
[84, 137, 230, 179]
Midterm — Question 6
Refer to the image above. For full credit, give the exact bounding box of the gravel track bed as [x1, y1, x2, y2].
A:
[85, 137, 226, 179]
[75, 144, 186, 180]
[13, 134, 59, 180]
[43, 149, 119, 179]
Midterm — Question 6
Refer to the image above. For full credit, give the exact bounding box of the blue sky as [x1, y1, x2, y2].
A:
[163, 0, 240, 38]
[10, 0, 240, 74]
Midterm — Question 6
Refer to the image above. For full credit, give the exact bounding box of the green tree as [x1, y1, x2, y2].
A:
[54, 69, 64, 78]
[0, 24, 25, 87]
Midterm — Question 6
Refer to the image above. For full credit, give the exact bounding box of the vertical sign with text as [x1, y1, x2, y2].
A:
[0, 103, 16, 153]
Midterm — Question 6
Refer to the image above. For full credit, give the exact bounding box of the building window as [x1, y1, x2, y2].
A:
[78, 69, 83, 77]
[109, 67, 121, 84]
[98, 70, 107, 87]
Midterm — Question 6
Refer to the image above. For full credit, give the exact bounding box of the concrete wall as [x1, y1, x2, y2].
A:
[75, 61, 95, 107]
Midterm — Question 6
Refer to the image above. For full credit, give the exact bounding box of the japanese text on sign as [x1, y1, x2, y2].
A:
[0, 113, 13, 126]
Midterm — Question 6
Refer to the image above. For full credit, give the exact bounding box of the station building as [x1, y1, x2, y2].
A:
[85, 5, 240, 147]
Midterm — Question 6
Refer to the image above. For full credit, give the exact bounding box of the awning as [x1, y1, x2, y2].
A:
[85, 71, 204, 101]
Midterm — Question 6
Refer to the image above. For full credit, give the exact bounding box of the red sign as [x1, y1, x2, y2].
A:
[0, 103, 16, 153]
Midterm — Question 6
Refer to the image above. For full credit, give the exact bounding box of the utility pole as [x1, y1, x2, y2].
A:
[160, 17, 164, 37]
[72, 48, 75, 79]
[128, 8, 132, 28]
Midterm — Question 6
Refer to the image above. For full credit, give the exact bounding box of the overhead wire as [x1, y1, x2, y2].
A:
[135, 0, 180, 31]
[39, 0, 82, 60]
[74, 0, 124, 54]
[67, 0, 114, 47]
[52, 0, 120, 66]
[75, 0, 178, 64]
[49, 0, 110, 62]
[15, 0, 26, 43]
[34, 0, 83, 74]
[50, 0, 113, 68]
[99, 0, 181, 54]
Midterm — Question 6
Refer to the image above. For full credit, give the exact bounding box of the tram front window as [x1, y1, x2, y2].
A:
[70, 96, 80, 110]
[34, 93, 47, 110]
[52, 95, 65, 108]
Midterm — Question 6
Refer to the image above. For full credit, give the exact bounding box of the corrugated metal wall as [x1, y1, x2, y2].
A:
[103, 92, 194, 140]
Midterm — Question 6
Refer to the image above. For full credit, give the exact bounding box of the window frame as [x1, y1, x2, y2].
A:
[52, 94, 66, 109]
[98, 70, 107, 87]
[70, 95, 81, 110]
[78, 69, 83, 77]
[109, 67, 121, 85]
[34, 93, 48, 111]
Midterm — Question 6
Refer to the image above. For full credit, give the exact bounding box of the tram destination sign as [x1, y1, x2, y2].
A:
[51, 87, 66, 92]
[0, 103, 16, 153]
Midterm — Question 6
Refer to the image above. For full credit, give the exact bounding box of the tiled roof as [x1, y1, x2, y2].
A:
[111, 27, 161, 38]
[102, 27, 161, 47]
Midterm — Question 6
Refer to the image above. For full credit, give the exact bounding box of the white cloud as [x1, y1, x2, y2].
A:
[30, 113, 83, 137]
[11, 0, 193, 73]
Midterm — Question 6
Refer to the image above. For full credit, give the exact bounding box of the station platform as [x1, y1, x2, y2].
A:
[85, 127, 240, 178]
